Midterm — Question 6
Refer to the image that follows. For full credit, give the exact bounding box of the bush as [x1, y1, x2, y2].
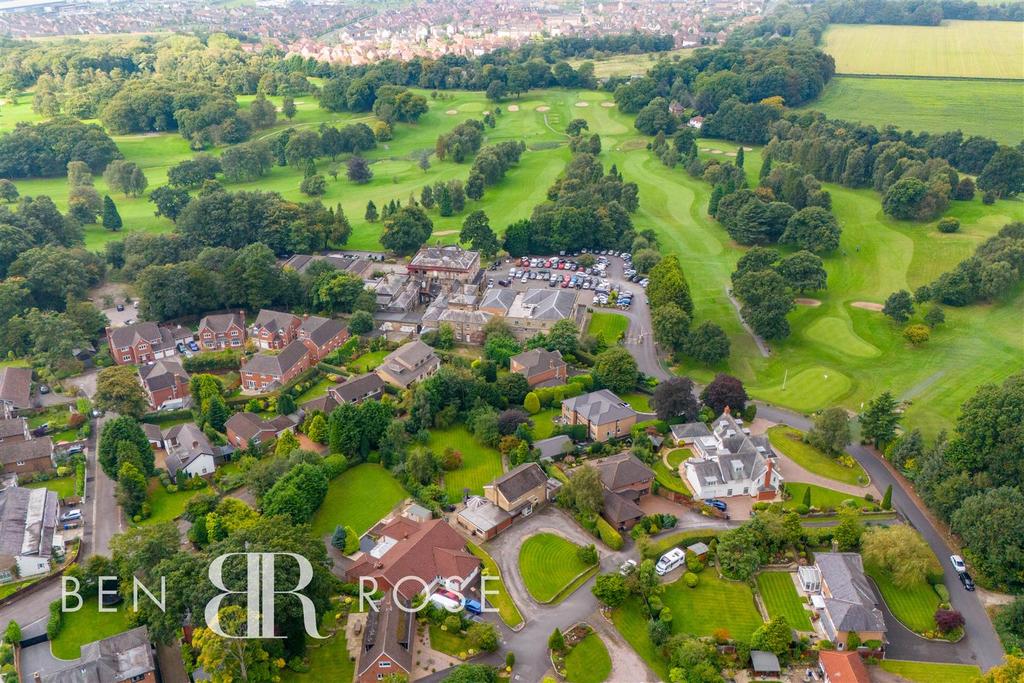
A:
[934, 583, 950, 602]
[937, 217, 960, 233]
[47, 600, 64, 639]
[935, 609, 964, 633]
[795, 504, 810, 515]
[684, 572, 699, 588]
[595, 516, 623, 550]
[321, 454, 348, 479]
[182, 350, 240, 372]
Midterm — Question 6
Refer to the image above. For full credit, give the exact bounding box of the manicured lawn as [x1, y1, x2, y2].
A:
[25, 476, 76, 499]
[587, 312, 629, 345]
[530, 407, 561, 439]
[781, 483, 872, 512]
[429, 623, 470, 657]
[653, 459, 691, 496]
[430, 425, 504, 499]
[139, 479, 196, 525]
[644, 530, 721, 560]
[0, 578, 39, 600]
[756, 572, 812, 630]
[310, 464, 407, 537]
[564, 633, 612, 683]
[767, 426, 867, 486]
[347, 350, 389, 373]
[467, 541, 524, 628]
[622, 392, 652, 413]
[279, 606, 354, 682]
[865, 562, 940, 634]
[51, 597, 131, 660]
[293, 376, 335, 404]
[611, 598, 671, 682]
[879, 660, 981, 683]
[666, 449, 689, 468]
[518, 533, 597, 603]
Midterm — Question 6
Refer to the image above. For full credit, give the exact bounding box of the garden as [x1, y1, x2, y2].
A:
[767, 426, 867, 486]
[586, 312, 629, 345]
[878, 660, 981, 683]
[467, 542, 523, 629]
[550, 624, 611, 683]
[49, 597, 131, 660]
[780, 483, 874, 514]
[756, 571, 812, 630]
[518, 533, 599, 603]
[280, 597, 355, 682]
[310, 463, 408, 538]
[428, 425, 504, 499]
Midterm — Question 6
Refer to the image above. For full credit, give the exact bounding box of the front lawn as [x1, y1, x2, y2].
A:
[430, 426, 504, 499]
[564, 633, 612, 683]
[611, 598, 670, 682]
[767, 426, 867, 486]
[781, 483, 872, 512]
[139, 479, 196, 525]
[518, 533, 598, 603]
[467, 542, 524, 628]
[879, 660, 981, 683]
[429, 623, 470, 657]
[347, 350, 388, 373]
[756, 572, 812, 630]
[622, 392, 652, 413]
[280, 604, 354, 682]
[865, 562, 939, 633]
[587, 312, 629, 345]
[311, 464, 407, 537]
[26, 476, 76, 499]
[666, 449, 689, 468]
[51, 597, 131, 660]
[653, 459, 691, 496]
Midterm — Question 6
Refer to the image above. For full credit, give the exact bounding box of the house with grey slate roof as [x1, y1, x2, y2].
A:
[38, 625, 157, 683]
[803, 552, 887, 649]
[562, 389, 638, 442]
[678, 408, 782, 500]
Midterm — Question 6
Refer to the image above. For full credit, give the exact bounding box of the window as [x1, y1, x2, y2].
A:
[122, 355, 132, 362]
[231, 330, 239, 336]
[16, 460, 25, 466]
[379, 662, 392, 668]
[246, 380, 255, 389]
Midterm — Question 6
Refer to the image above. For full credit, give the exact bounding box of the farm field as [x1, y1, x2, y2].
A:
[756, 571, 812, 630]
[310, 464, 407, 537]
[879, 660, 981, 683]
[518, 532, 598, 603]
[822, 21, 1024, 78]
[767, 426, 867, 486]
[564, 633, 612, 683]
[430, 425, 504, 498]
[799, 76, 1024, 144]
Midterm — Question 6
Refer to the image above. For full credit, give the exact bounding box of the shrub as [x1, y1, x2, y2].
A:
[684, 572, 699, 588]
[934, 583, 950, 602]
[795, 504, 810, 515]
[577, 543, 598, 565]
[935, 609, 964, 633]
[937, 217, 960, 233]
[321, 454, 348, 479]
[595, 516, 623, 550]
[46, 600, 63, 639]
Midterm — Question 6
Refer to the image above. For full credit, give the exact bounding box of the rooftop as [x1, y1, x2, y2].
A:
[409, 244, 479, 271]
[0, 366, 32, 409]
[562, 389, 637, 425]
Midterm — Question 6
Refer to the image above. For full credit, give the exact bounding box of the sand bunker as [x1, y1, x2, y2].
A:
[600, 101, 615, 108]
[725, 152, 737, 157]
[507, 104, 520, 112]
[575, 101, 589, 107]
[536, 105, 550, 112]
[710, 149, 724, 154]
[743, 146, 754, 151]
[795, 298, 822, 307]
[445, 109, 458, 115]
[851, 301, 884, 311]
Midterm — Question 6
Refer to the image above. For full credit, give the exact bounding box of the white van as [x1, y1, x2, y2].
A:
[655, 548, 685, 575]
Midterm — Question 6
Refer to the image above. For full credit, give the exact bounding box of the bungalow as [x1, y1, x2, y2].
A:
[225, 412, 297, 449]
[251, 309, 302, 350]
[138, 358, 190, 411]
[561, 389, 638, 442]
[677, 408, 782, 500]
[297, 315, 349, 361]
[346, 515, 480, 602]
[356, 594, 414, 683]
[38, 626, 157, 683]
[107, 322, 190, 365]
[375, 341, 440, 390]
[163, 423, 217, 478]
[0, 436, 54, 477]
[0, 366, 33, 418]
[240, 340, 311, 393]
[510, 348, 568, 388]
[801, 552, 887, 649]
[197, 312, 246, 351]
[456, 463, 552, 539]
[0, 486, 60, 580]
[589, 452, 654, 531]
[818, 651, 870, 683]
[328, 372, 386, 405]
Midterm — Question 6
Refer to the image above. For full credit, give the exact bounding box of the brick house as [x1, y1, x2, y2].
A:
[510, 348, 567, 387]
[0, 418, 29, 446]
[801, 553, 887, 649]
[589, 452, 654, 531]
[561, 389, 638, 442]
[138, 358, 190, 411]
[458, 463, 554, 539]
[197, 312, 246, 351]
[0, 366, 32, 419]
[240, 340, 311, 393]
[375, 341, 440, 389]
[0, 436, 54, 477]
[819, 651, 870, 683]
[251, 309, 302, 350]
[297, 315, 349, 361]
[356, 593, 414, 683]
[107, 322, 190, 365]
[225, 412, 297, 449]
[407, 245, 480, 284]
[328, 372, 386, 405]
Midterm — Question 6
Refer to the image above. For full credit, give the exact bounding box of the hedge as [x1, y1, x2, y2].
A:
[595, 515, 624, 550]
[47, 600, 64, 638]
[182, 350, 241, 373]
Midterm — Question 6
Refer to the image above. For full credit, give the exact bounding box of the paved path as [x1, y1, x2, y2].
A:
[772, 452, 878, 498]
[724, 285, 770, 357]
[591, 612, 658, 682]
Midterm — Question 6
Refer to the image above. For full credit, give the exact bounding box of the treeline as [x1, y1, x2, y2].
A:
[0, 118, 120, 178]
[614, 44, 835, 116]
[917, 222, 1024, 305]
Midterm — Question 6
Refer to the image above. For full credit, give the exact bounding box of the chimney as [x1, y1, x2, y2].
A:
[764, 459, 773, 488]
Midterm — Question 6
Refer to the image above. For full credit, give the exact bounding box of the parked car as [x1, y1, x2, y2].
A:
[31, 423, 51, 437]
[116, 303, 125, 312]
[187, 340, 199, 352]
[463, 598, 483, 615]
[60, 509, 83, 522]
[950, 554, 967, 573]
[38, 384, 50, 394]
[177, 342, 187, 354]
[619, 559, 638, 576]
[704, 499, 728, 511]
[959, 571, 976, 591]
[64, 444, 84, 455]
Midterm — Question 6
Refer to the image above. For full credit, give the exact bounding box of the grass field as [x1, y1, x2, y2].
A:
[767, 426, 867, 486]
[310, 463, 407, 537]
[865, 562, 940, 634]
[518, 532, 598, 603]
[429, 425, 504, 498]
[139, 479, 196, 525]
[800, 76, 1024, 145]
[822, 21, 1024, 78]
[467, 542, 524, 628]
[570, 48, 697, 78]
[25, 476, 76, 499]
[564, 633, 612, 683]
[756, 571, 812, 630]
[51, 597, 131, 660]
[587, 312, 630, 345]
[879, 660, 981, 683]
[781, 483, 871, 512]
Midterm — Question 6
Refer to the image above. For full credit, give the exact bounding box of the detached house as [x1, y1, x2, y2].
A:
[139, 358, 190, 411]
[0, 486, 60, 580]
[107, 322, 190, 365]
[589, 452, 653, 531]
[0, 436, 54, 477]
[163, 423, 217, 478]
[39, 626, 157, 683]
[0, 418, 28, 445]
[197, 312, 246, 351]
[356, 594, 414, 683]
[297, 315, 349, 361]
[676, 408, 782, 500]
[801, 552, 887, 649]
[0, 366, 32, 418]
[562, 389, 638, 442]
[328, 372, 385, 406]
[457, 463, 554, 539]
[225, 412, 296, 449]
[251, 309, 302, 350]
[510, 348, 567, 387]
[375, 341, 440, 389]
[240, 340, 311, 393]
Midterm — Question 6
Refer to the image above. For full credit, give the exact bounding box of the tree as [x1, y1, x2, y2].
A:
[98, 416, 153, 478]
[193, 605, 275, 682]
[348, 310, 374, 335]
[418, 153, 431, 173]
[466, 622, 499, 652]
[881, 484, 893, 510]
[924, 306, 945, 328]
[862, 525, 937, 588]
[733, 268, 794, 339]
[566, 118, 589, 136]
[750, 616, 791, 657]
[102, 160, 147, 198]
[937, 217, 960, 233]
[347, 156, 373, 184]
[330, 525, 347, 550]
[460, 211, 500, 258]
[4, 619, 21, 644]
[484, 334, 521, 367]
[102, 195, 122, 231]
[683, 322, 730, 365]
[903, 323, 930, 345]
[275, 429, 300, 458]
[647, 255, 694, 315]
[593, 347, 639, 394]
[261, 463, 329, 524]
[276, 393, 297, 416]
[116, 461, 148, 518]
[365, 200, 378, 222]
[652, 377, 699, 422]
[781, 207, 840, 253]
[993, 598, 1024, 653]
[860, 391, 900, 448]
[0, 179, 18, 203]
[95, 365, 150, 418]
[883, 289, 914, 323]
[381, 205, 433, 256]
[563, 465, 604, 517]
[976, 655, 1024, 683]
[592, 573, 628, 607]
[281, 96, 296, 119]
[651, 303, 690, 351]
[548, 628, 566, 653]
[806, 407, 850, 456]
[523, 392, 541, 415]
[977, 146, 1024, 198]
[443, 665, 499, 683]
[735, 147, 745, 168]
[882, 177, 930, 220]
[833, 510, 864, 551]
[952, 487, 1024, 591]
[777, 251, 827, 293]
[306, 414, 328, 444]
[149, 185, 191, 220]
[300, 174, 327, 197]
[700, 374, 747, 414]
